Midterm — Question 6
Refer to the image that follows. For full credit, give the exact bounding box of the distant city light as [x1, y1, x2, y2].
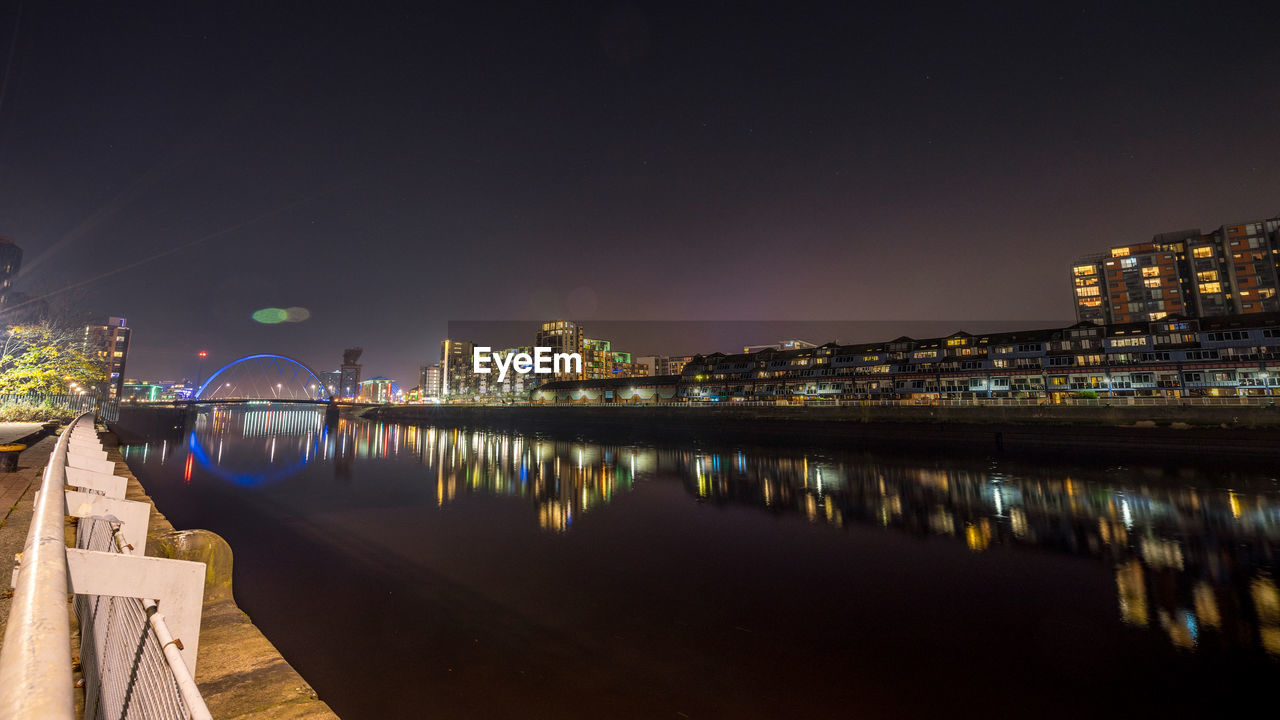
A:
[197, 350, 208, 358]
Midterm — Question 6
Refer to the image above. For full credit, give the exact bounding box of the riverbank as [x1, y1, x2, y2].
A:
[360, 403, 1280, 460]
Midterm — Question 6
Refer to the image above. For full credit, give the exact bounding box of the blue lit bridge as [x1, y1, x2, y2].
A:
[194, 354, 333, 403]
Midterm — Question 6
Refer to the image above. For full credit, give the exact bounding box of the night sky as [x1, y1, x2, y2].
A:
[2, 1, 1279, 384]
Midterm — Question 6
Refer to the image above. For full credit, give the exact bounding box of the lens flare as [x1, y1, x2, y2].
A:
[252, 307, 287, 324]
[253, 306, 311, 324]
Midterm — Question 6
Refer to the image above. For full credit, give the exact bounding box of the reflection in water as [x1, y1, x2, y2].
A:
[184, 407, 328, 486]
[122, 405, 1280, 661]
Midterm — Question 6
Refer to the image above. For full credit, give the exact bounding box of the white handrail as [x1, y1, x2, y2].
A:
[0, 413, 89, 719]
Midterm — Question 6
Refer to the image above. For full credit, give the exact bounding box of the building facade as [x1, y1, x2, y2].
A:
[582, 338, 615, 379]
[540, 313, 1280, 404]
[82, 316, 130, 399]
[0, 237, 21, 310]
[611, 351, 649, 377]
[318, 370, 342, 398]
[440, 339, 483, 399]
[120, 380, 162, 402]
[339, 347, 363, 399]
[359, 376, 398, 403]
[653, 355, 694, 376]
[536, 320, 584, 380]
[1073, 218, 1280, 324]
[419, 364, 441, 400]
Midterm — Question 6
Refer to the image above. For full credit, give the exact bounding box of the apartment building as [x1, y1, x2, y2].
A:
[1073, 218, 1280, 324]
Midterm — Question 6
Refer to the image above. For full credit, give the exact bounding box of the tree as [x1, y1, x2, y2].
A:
[0, 322, 106, 396]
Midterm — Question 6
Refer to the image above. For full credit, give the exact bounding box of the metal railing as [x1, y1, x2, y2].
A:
[75, 519, 192, 720]
[0, 417, 80, 717]
[0, 413, 210, 719]
[0, 394, 119, 422]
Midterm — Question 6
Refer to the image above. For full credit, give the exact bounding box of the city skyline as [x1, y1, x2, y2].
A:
[2, 2, 1279, 384]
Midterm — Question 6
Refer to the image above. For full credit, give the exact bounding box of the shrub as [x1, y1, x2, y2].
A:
[1073, 390, 1100, 400]
[0, 401, 78, 423]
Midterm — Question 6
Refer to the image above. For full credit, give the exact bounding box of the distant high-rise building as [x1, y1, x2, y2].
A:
[1069, 254, 1111, 325]
[419, 364, 441, 399]
[440, 339, 480, 399]
[340, 347, 363, 399]
[1072, 217, 1280, 324]
[318, 370, 342, 398]
[83, 316, 130, 399]
[0, 237, 21, 310]
[536, 320, 584, 380]
[582, 338, 614, 379]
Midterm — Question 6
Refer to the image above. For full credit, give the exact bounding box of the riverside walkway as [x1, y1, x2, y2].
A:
[0, 420, 340, 719]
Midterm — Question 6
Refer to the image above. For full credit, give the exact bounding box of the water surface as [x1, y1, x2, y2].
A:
[116, 404, 1280, 719]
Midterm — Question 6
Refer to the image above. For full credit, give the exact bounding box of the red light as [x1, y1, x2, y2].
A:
[197, 351, 208, 358]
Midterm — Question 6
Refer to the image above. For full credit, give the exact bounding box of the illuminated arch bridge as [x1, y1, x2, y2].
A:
[195, 354, 332, 402]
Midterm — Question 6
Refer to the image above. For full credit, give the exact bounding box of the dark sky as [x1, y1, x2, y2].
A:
[2, 1, 1279, 384]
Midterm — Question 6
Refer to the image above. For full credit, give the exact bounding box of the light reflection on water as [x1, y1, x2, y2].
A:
[122, 404, 1280, 672]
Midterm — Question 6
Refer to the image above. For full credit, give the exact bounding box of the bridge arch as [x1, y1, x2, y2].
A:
[195, 354, 332, 401]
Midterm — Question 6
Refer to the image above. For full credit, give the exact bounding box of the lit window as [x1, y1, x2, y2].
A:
[1141, 267, 1160, 277]
[1199, 282, 1222, 294]
[1192, 246, 1213, 259]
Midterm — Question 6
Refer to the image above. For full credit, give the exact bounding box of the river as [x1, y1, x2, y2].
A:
[113, 404, 1280, 719]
